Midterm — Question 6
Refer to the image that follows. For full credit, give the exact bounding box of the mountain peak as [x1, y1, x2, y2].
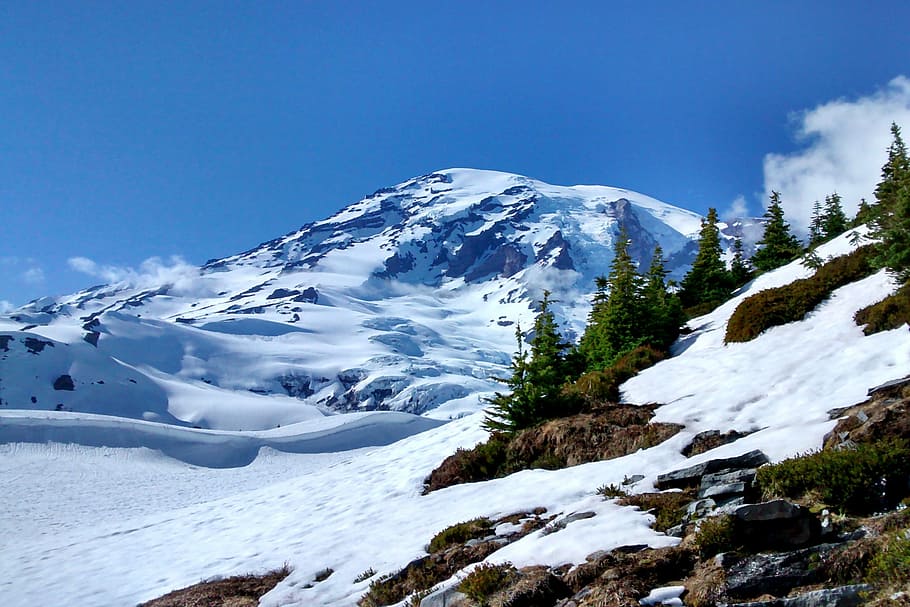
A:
[1, 169, 740, 422]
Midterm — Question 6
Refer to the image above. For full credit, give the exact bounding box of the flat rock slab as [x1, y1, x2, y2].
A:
[728, 584, 872, 607]
[656, 450, 769, 490]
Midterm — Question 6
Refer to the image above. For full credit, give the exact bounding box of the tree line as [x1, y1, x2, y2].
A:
[486, 122, 910, 434]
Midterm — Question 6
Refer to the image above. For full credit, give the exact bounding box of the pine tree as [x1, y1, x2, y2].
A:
[484, 292, 572, 432]
[870, 123, 910, 282]
[641, 245, 685, 350]
[853, 198, 874, 227]
[808, 200, 824, 247]
[580, 228, 644, 371]
[679, 208, 732, 308]
[821, 193, 849, 241]
[751, 191, 803, 272]
[730, 237, 753, 286]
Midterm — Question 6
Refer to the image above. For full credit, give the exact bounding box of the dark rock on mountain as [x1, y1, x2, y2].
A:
[656, 450, 770, 490]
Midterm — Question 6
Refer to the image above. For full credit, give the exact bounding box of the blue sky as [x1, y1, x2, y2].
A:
[2, 2, 910, 307]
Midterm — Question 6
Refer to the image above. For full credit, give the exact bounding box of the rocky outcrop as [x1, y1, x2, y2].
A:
[656, 450, 769, 491]
[825, 375, 910, 449]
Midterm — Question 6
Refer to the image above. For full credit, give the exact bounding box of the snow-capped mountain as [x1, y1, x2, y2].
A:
[1, 168, 744, 428]
[3, 225, 907, 607]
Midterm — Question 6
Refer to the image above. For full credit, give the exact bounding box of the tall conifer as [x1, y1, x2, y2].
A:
[751, 191, 803, 272]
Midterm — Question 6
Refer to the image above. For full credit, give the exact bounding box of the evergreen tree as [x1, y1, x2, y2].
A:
[730, 237, 753, 286]
[751, 191, 803, 272]
[484, 292, 571, 432]
[821, 193, 849, 241]
[870, 123, 910, 282]
[641, 245, 685, 349]
[679, 208, 732, 308]
[580, 228, 643, 370]
[853, 198, 875, 227]
[808, 200, 824, 247]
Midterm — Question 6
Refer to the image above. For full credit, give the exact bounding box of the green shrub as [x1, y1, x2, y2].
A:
[572, 345, 666, 403]
[855, 282, 910, 335]
[353, 568, 377, 583]
[756, 440, 910, 515]
[866, 530, 910, 591]
[694, 515, 735, 558]
[428, 518, 493, 553]
[457, 562, 517, 605]
[618, 491, 692, 532]
[422, 436, 509, 493]
[725, 245, 876, 343]
[596, 483, 629, 499]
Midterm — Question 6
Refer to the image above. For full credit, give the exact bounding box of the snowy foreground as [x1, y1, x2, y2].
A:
[2, 232, 909, 606]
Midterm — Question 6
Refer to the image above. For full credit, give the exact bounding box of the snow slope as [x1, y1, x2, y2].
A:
[2, 227, 908, 606]
[1, 169, 757, 430]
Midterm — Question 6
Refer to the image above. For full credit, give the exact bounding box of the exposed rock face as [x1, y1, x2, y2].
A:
[724, 543, 841, 599]
[656, 450, 770, 491]
[53, 374, 75, 391]
[825, 375, 910, 448]
[731, 499, 821, 551]
[727, 584, 872, 607]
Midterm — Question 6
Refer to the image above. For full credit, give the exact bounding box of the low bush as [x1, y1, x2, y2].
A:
[694, 515, 735, 558]
[596, 483, 629, 499]
[725, 245, 876, 343]
[756, 440, 910, 515]
[353, 568, 377, 583]
[422, 436, 509, 493]
[618, 491, 693, 532]
[855, 282, 910, 335]
[571, 345, 667, 403]
[458, 562, 517, 605]
[428, 518, 492, 553]
[866, 530, 910, 592]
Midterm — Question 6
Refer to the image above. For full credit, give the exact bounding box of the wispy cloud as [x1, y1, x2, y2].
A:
[68, 255, 207, 296]
[722, 194, 749, 221]
[22, 267, 45, 284]
[0, 300, 14, 313]
[763, 75, 910, 234]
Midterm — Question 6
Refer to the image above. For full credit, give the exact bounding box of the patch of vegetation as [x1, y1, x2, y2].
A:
[866, 530, 910, 592]
[353, 568, 377, 583]
[428, 518, 492, 553]
[694, 515, 736, 558]
[313, 567, 334, 582]
[725, 244, 876, 343]
[138, 564, 292, 607]
[618, 491, 693, 533]
[855, 282, 910, 334]
[756, 439, 910, 515]
[422, 435, 510, 493]
[596, 483, 629, 499]
[569, 345, 666, 403]
[457, 562, 518, 606]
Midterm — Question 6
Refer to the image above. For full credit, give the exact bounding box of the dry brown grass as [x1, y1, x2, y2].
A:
[138, 564, 291, 607]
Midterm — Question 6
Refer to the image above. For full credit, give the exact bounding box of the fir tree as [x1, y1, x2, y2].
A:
[484, 292, 572, 432]
[808, 200, 824, 247]
[730, 237, 753, 286]
[580, 228, 643, 371]
[870, 123, 910, 282]
[751, 191, 803, 272]
[821, 193, 849, 241]
[641, 245, 685, 350]
[679, 208, 732, 308]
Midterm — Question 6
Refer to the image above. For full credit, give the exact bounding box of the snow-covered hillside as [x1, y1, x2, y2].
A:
[1, 168, 750, 429]
[2, 228, 907, 607]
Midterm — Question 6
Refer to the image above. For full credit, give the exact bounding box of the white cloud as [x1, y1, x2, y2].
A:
[0, 300, 14, 313]
[763, 75, 910, 234]
[22, 266, 45, 284]
[68, 255, 207, 296]
[722, 194, 749, 221]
